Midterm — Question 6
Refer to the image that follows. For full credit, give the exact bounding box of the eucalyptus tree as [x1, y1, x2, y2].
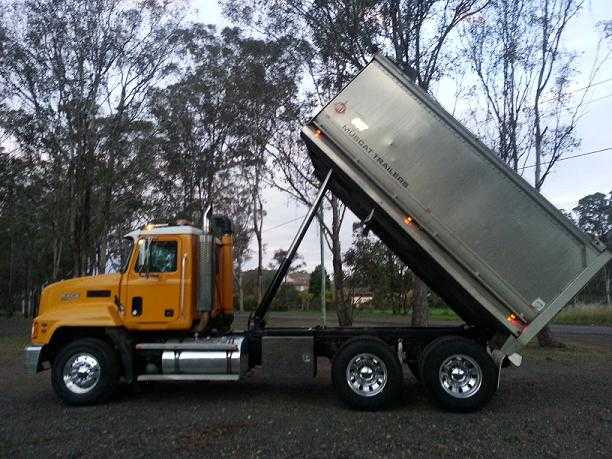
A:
[223, 0, 488, 326]
[572, 191, 611, 305]
[344, 231, 414, 315]
[0, 0, 182, 281]
[148, 26, 302, 302]
[226, 30, 303, 302]
[462, 0, 596, 346]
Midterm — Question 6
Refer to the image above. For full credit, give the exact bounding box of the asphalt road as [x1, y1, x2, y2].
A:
[1, 316, 611, 458]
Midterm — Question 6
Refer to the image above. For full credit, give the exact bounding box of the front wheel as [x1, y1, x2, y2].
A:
[52, 338, 119, 406]
[420, 336, 498, 412]
[332, 338, 403, 411]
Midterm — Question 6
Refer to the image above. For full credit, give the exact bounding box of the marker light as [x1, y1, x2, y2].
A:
[31, 321, 39, 339]
[506, 313, 526, 331]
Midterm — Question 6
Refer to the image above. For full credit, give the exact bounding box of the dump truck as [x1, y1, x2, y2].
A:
[25, 55, 612, 412]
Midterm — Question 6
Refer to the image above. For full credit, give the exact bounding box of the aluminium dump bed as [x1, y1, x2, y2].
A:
[301, 54, 611, 347]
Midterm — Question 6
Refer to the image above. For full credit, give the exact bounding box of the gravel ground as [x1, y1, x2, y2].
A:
[1, 316, 611, 458]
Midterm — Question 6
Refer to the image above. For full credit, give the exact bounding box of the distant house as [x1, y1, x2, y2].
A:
[285, 271, 310, 292]
[350, 289, 373, 308]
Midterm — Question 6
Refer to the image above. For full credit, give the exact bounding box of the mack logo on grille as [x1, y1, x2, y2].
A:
[334, 102, 346, 114]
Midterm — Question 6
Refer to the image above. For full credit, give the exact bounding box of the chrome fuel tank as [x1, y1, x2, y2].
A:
[161, 336, 246, 377]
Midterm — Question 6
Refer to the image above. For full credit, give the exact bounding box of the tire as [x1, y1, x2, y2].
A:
[417, 335, 459, 381]
[52, 338, 119, 406]
[420, 336, 498, 412]
[332, 338, 403, 411]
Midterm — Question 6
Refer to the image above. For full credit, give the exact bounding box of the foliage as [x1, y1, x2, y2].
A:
[572, 192, 612, 238]
[462, 0, 594, 191]
[0, 0, 182, 312]
[223, 0, 488, 326]
[268, 249, 305, 273]
[0, 1, 302, 315]
[554, 305, 612, 326]
[344, 231, 414, 315]
[309, 264, 331, 297]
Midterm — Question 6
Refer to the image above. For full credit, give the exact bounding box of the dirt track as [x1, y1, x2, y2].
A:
[1, 316, 611, 458]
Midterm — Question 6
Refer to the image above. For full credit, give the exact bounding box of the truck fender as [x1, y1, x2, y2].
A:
[105, 328, 135, 384]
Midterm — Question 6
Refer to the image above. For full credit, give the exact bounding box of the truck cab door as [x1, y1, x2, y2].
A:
[123, 236, 183, 329]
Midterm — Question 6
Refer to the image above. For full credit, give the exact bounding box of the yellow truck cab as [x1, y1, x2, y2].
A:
[25, 216, 235, 405]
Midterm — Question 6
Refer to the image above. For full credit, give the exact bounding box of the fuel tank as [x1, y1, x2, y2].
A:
[160, 336, 247, 378]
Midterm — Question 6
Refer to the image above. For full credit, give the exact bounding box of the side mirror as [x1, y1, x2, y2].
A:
[137, 238, 150, 271]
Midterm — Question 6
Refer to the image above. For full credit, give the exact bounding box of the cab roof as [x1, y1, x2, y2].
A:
[125, 225, 204, 240]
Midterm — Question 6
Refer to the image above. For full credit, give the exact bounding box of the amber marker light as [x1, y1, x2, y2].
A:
[404, 215, 413, 225]
[506, 313, 526, 331]
[314, 128, 322, 138]
[31, 321, 39, 339]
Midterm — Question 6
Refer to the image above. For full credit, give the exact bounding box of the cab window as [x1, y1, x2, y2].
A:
[135, 240, 178, 273]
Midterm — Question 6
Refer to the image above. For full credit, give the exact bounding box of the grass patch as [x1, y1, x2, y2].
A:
[267, 307, 462, 322]
[351, 307, 460, 321]
[274, 305, 612, 326]
[553, 305, 612, 326]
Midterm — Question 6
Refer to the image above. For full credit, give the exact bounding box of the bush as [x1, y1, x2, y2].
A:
[240, 295, 259, 312]
[554, 304, 612, 325]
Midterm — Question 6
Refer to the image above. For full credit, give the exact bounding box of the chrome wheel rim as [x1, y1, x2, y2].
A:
[63, 353, 101, 394]
[439, 354, 482, 399]
[346, 353, 388, 397]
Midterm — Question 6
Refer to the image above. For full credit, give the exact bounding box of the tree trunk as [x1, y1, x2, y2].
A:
[330, 196, 351, 326]
[534, 152, 564, 346]
[237, 258, 244, 312]
[97, 237, 108, 275]
[604, 263, 611, 305]
[52, 238, 63, 280]
[8, 235, 14, 315]
[253, 190, 264, 303]
[537, 324, 564, 347]
[411, 276, 429, 326]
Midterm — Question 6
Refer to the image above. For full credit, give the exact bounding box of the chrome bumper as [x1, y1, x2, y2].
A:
[24, 345, 43, 374]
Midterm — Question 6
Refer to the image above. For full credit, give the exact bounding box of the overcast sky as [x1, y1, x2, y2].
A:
[193, 0, 612, 272]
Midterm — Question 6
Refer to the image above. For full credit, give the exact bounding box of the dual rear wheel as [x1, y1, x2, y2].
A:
[332, 336, 498, 412]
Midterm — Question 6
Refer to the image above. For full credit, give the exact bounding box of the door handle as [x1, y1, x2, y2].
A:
[131, 297, 143, 316]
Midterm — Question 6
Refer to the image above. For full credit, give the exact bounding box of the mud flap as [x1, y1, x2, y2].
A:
[490, 349, 505, 390]
[106, 328, 134, 383]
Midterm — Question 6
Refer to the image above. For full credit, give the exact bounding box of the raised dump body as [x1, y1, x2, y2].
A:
[302, 54, 611, 347]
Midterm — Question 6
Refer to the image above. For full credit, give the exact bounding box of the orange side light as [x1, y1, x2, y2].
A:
[314, 128, 322, 138]
[506, 313, 526, 331]
[404, 215, 413, 225]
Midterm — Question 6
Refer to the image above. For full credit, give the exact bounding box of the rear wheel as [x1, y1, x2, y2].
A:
[420, 336, 497, 412]
[52, 338, 119, 406]
[332, 338, 402, 411]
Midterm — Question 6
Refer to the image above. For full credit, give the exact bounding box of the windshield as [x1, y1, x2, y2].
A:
[119, 237, 134, 273]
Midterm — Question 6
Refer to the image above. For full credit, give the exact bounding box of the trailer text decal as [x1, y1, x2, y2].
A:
[342, 124, 409, 189]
